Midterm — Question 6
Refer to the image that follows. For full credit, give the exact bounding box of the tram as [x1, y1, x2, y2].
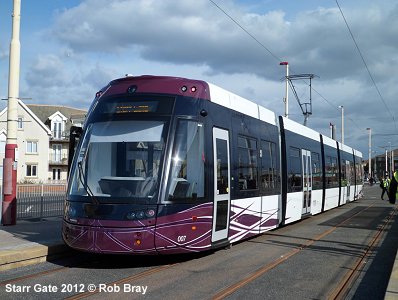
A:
[62, 75, 363, 254]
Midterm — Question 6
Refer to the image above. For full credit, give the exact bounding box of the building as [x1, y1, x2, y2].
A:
[369, 149, 398, 180]
[0, 101, 86, 183]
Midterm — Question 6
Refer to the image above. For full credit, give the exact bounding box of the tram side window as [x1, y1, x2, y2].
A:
[238, 136, 258, 190]
[350, 162, 355, 184]
[356, 162, 362, 184]
[340, 159, 347, 186]
[326, 156, 338, 188]
[311, 152, 322, 190]
[167, 120, 205, 201]
[288, 147, 302, 192]
[261, 140, 280, 195]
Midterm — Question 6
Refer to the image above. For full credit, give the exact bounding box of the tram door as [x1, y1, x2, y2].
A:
[302, 150, 312, 215]
[211, 128, 231, 243]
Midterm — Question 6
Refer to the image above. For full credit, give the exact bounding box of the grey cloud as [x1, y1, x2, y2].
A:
[50, 0, 398, 86]
[23, 0, 398, 156]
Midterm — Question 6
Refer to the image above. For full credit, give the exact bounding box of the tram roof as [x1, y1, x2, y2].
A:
[106, 75, 277, 125]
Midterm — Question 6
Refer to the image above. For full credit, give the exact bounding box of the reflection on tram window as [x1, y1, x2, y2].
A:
[261, 140, 280, 195]
[288, 147, 302, 192]
[167, 120, 206, 201]
[238, 136, 258, 191]
[312, 152, 322, 190]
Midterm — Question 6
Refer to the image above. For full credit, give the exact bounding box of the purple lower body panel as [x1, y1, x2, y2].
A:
[62, 203, 213, 255]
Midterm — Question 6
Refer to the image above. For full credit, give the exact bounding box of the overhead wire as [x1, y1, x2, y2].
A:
[335, 0, 398, 133]
[208, 0, 363, 131]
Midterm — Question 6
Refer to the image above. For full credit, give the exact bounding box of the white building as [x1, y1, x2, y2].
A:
[0, 101, 86, 183]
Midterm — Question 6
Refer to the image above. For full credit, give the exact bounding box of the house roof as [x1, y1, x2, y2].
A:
[26, 104, 87, 133]
[0, 100, 53, 135]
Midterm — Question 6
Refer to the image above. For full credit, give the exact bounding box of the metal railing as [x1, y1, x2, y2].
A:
[16, 184, 67, 220]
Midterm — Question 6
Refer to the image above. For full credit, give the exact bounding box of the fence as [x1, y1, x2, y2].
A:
[16, 184, 67, 220]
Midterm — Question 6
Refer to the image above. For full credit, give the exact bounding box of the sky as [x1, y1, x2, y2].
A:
[0, 0, 397, 159]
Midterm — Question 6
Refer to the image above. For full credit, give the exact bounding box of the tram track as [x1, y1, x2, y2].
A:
[211, 201, 379, 300]
[328, 203, 398, 299]
[1, 196, 392, 300]
[64, 263, 177, 300]
[0, 253, 119, 288]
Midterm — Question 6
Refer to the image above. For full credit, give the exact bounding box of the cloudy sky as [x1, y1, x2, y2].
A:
[0, 0, 397, 159]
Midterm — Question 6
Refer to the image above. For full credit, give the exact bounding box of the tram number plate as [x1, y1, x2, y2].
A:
[177, 236, 187, 242]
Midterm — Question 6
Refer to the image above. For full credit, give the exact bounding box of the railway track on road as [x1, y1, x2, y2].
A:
[1, 189, 395, 300]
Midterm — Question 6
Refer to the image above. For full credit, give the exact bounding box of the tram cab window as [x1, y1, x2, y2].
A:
[238, 136, 258, 191]
[69, 120, 166, 201]
[167, 120, 205, 201]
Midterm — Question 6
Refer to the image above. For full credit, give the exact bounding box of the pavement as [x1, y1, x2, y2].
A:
[0, 216, 69, 271]
[1, 192, 398, 299]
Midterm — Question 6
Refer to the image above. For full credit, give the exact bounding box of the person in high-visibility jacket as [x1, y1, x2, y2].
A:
[381, 175, 390, 200]
[389, 170, 398, 204]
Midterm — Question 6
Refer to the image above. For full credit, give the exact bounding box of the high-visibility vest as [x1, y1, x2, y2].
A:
[384, 178, 390, 188]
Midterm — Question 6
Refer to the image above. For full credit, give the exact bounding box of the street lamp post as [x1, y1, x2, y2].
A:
[367, 128, 372, 180]
[280, 62, 289, 118]
[2, 0, 21, 225]
[338, 105, 344, 144]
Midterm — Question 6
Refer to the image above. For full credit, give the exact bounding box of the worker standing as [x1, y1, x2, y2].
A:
[380, 175, 390, 200]
[388, 170, 398, 204]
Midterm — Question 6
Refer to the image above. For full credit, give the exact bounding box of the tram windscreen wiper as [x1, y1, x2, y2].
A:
[78, 161, 100, 205]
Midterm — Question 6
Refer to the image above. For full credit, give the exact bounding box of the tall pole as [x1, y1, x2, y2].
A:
[389, 142, 392, 178]
[280, 62, 289, 118]
[385, 149, 388, 175]
[338, 105, 344, 144]
[2, 0, 21, 225]
[367, 128, 372, 179]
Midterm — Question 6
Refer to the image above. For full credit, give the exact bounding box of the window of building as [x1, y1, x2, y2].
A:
[26, 141, 38, 153]
[52, 144, 62, 161]
[0, 132, 6, 154]
[17, 117, 23, 129]
[52, 168, 61, 180]
[238, 136, 258, 190]
[26, 164, 38, 177]
[53, 122, 62, 139]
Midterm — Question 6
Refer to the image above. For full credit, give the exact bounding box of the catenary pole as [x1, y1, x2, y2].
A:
[367, 128, 372, 180]
[280, 62, 289, 118]
[2, 0, 21, 225]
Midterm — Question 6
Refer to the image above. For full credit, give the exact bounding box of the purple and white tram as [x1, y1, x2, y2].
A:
[62, 75, 363, 254]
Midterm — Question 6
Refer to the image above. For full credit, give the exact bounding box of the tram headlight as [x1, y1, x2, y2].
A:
[68, 206, 77, 218]
[126, 208, 156, 220]
[126, 212, 136, 220]
[145, 209, 155, 218]
[136, 211, 145, 219]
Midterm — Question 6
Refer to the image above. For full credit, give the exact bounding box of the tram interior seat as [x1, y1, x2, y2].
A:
[98, 176, 145, 196]
[136, 177, 157, 196]
[169, 178, 191, 198]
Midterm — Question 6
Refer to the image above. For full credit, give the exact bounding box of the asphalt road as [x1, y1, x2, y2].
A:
[1, 184, 397, 300]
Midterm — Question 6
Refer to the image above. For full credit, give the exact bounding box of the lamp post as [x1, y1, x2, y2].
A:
[338, 105, 344, 144]
[280, 61, 289, 118]
[2, 0, 21, 225]
[366, 128, 372, 180]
